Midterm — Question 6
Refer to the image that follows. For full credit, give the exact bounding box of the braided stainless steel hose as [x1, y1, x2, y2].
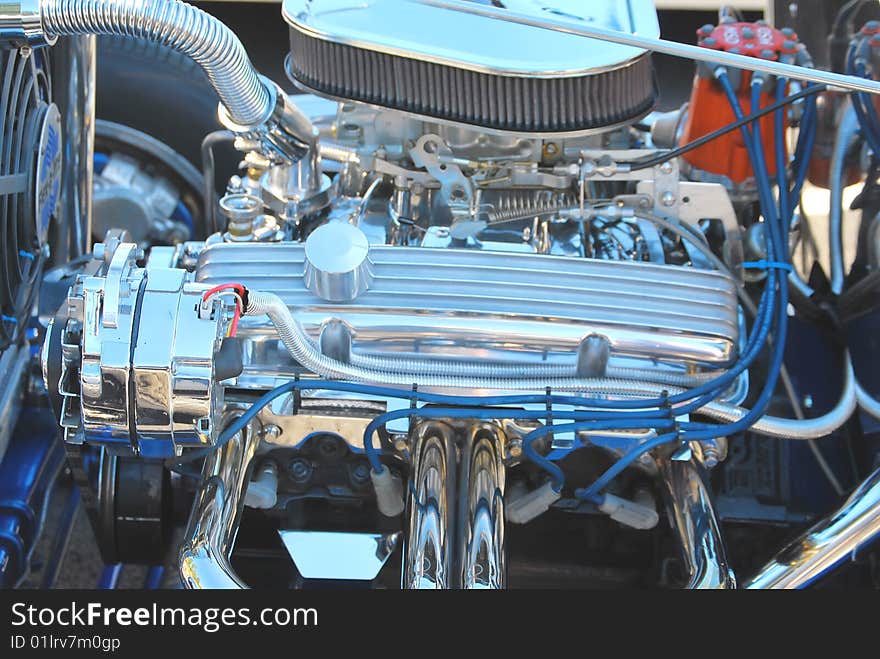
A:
[246, 289, 860, 440]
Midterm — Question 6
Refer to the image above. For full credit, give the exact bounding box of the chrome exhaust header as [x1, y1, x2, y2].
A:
[177, 417, 739, 589]
[456, 425, 506, 589]
[402, 422, 456, 589]
[179, 417, 507, 589]
[745, 465, 880, 589]
[658, 456, 736, 589]
[402, 422, 506, 589]
[179, 422, 257, 589]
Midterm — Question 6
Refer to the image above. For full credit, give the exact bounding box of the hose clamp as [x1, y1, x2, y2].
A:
[216, 74, 278, 134]
[217, 75, 317, 163]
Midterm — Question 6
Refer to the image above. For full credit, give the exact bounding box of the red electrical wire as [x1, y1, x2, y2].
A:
[202, 283, 246, 302]
[202, 283, 246, 337]
[227, 305, 241, 337]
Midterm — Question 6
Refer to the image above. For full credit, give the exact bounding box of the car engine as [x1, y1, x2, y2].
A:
[2, 0, 880, 590]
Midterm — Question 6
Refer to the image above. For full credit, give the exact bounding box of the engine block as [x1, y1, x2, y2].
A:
[26, 0, 878, 593]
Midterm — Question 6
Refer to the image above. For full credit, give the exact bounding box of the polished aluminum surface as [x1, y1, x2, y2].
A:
[283, 0, 658, 77]
[303, 222, 374, 302]
[412, 0, 880, 96]
[456, 425, 506, 589]
[284, 0, 656, 133]
[402, 422, 507, 589]
[659, 457, 736, 589]
[131, 268, 225, 448]
[403, 423, 455, 589]
[197, 242, 739, 371]
[278, 531, 399, 581]
[76, 243, 143, 442]
[180, 421, 257, 589]
[745, 465, 880, 589]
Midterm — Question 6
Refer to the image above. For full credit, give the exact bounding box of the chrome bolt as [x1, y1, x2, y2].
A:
[226, 175, 244, 194]
[392, 435, 409, 452]
[661, 192, 676, 207]
[262, 424, 282, 443]
[506, 439, 523, 459]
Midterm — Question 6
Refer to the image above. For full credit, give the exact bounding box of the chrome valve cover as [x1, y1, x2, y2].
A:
[196, 238, 740, 387]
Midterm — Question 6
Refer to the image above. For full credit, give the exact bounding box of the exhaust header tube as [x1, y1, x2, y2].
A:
[403, 422, 456, 589]
[745, 465, 880, 589]
[179, 421, 257, 589]
[659, 457, 736, 589]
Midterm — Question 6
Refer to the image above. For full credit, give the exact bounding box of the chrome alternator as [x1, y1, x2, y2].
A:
[42, 232, 235, 457]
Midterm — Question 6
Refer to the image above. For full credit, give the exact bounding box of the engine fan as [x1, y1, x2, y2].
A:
[0, 45, 60, 458]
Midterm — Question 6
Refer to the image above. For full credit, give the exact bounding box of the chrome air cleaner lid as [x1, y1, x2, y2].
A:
[283, 0, 660, 134]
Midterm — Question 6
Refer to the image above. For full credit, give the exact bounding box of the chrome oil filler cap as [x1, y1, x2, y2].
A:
[304, 221, 374, 302]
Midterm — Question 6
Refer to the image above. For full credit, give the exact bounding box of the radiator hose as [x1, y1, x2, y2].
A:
[38, 0, 272, 127]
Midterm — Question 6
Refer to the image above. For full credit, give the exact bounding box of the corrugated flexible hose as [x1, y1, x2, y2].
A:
[39, 0, 271, 126]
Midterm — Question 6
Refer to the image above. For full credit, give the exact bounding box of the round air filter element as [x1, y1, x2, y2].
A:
[284, 0, 659, 135]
